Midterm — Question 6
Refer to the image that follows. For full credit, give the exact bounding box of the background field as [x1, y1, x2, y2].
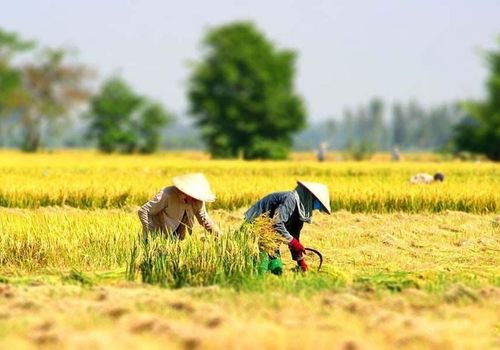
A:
[0, 151, 499, 349]
[1, 151, 498, 212]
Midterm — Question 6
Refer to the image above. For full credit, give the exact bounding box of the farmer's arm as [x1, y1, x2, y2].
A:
[275, 195, 307, 267]
[193, 200, 217, 233]
[138, 189, 168, 234]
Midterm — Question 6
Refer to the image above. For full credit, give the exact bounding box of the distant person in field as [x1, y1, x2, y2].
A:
[391, 145, 401, 161]
[410, 172, 444, 184]
[244, 181, 331, 274]
[138, 173, 218, 239]
[317, 142, 328, 162]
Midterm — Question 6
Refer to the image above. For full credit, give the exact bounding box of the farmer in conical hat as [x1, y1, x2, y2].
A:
[138, 173, 218, 239]
[244, 181, 331, 273]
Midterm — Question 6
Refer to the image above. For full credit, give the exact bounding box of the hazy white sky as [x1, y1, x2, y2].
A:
[2, 0, 499, 121]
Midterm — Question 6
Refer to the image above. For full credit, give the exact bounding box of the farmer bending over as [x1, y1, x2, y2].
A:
[410, 172, 444, 184]
[244, 181, 331, 273]
[138, 173, 218, 239]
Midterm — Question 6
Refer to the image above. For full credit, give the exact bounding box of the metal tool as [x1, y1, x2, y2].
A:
[304, 247, 323, 272]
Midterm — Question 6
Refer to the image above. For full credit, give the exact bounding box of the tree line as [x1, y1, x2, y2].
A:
[0, 23, 499, 160]
[295, 100, 465, 153]
[0, 29, 172, 154]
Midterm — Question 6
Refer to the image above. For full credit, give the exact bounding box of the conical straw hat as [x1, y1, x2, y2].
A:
[173, 173, 216, 202]
[297, 181, 331, 214]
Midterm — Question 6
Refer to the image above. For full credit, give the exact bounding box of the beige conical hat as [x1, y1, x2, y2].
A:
[297, 180, 331, 214]
[173, 173, 216, 202]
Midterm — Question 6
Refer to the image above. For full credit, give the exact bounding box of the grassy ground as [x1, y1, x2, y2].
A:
[0, 209, 499, 349]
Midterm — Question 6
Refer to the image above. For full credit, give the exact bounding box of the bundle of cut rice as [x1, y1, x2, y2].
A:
[244, 214, 287, 255]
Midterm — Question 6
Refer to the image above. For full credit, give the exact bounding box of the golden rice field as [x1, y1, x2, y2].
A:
[0, 150, 499, 349]
[0, 150, 498, 212]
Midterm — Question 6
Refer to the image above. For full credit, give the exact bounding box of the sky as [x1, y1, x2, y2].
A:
[2, 0, 499, 122]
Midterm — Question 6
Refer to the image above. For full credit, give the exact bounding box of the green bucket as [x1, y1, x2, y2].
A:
[257, 251, 270, 275]
[269, 257, 283, 275]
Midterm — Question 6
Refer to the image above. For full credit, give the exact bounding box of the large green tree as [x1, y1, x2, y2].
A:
[87, 77, 172, 153]
[188, 22, 306, 159]
[454, 38, 500, 160]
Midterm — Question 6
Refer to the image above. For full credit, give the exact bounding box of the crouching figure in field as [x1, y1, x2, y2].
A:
[244, 181, 331, 274]
[138, 173, 218, 239]
[410, 172, 444, 184]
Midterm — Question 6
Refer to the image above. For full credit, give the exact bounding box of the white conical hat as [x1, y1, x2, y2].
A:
[173, 173, 216, 202]
[297, 180, 331, 214]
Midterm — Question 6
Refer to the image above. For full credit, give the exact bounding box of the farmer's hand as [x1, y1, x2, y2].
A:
[297, 258, 308, 272]
[288, 238, 305, 254]
[210, 226, 223, 238]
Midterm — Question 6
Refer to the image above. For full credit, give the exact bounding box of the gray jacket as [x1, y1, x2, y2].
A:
[244, 191, 307, 242]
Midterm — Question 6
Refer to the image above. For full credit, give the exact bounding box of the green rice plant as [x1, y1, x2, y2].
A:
[127, 215, 293, 287]
[127, 226, 261, 288]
